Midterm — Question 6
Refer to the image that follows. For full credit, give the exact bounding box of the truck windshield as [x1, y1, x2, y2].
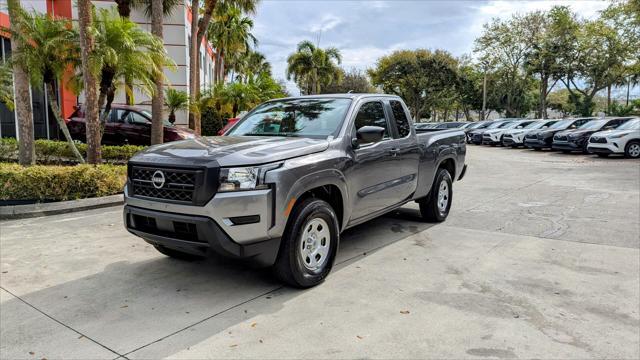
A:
[227, 98, 352, 138]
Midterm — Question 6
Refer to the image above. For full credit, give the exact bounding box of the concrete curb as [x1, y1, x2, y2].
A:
[0, 194, 123, 220]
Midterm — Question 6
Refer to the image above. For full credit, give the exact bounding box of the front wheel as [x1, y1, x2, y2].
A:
[625, 140, 640, 159]
[419, 168, 453, 222]
[273, 198, 339, 288]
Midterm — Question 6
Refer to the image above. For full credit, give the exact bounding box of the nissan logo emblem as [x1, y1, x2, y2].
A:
[152, 170, 165, 189]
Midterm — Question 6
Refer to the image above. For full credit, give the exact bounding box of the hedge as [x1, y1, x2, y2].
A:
[0, 138, 145, 164]
[0, 163, 127, 201]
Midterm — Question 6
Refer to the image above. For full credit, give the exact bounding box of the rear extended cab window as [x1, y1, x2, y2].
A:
[389, 100, 411, 138]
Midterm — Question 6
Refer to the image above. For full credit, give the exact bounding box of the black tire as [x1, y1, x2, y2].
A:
[273, 198, 339, 288]
[625, 140, 640, 159]
[596, 153, 609, 158]
[154, 245, 204, 261]
[419, 168, 453, 222]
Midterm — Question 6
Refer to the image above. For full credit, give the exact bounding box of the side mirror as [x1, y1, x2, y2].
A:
[516, 126, 523, 129]
[356, 126, 385, 145]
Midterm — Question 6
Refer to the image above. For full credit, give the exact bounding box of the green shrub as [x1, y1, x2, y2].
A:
[201, 106, 225, 136]
[0, 163, 127, 201]
[0, 138, 145, 164]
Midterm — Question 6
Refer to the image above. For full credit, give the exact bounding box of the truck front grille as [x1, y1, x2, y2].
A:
[130, 166, 199, 203]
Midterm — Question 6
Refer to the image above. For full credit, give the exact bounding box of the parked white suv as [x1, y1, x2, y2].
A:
[502, 119, 558, 147]
[587, 118, 640, 158]
[482, 120, 535, 146]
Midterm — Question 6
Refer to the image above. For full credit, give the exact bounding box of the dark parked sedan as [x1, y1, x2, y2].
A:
[67, 105, 195, 146]
[524, 117, 594, 150]
[552, 117, 633, 153]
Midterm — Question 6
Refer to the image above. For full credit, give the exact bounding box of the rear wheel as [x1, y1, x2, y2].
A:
[625, 140, 640, 159]
[154, 245, 204, 261]
[419, 168, 453, 222]
[273, 198, 339, 288]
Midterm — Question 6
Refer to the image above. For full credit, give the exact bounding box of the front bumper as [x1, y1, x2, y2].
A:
[552, 140, 581, 151]
[124, 186, 280, 265]
[482, 136, 500, 145]
[524, 139, 550, 149]
[587, 143, 622, 155]
[124, 206, 280, 265]
[502, 136, 516, 146]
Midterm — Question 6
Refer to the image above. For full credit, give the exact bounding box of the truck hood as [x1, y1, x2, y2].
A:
[130, 136, 330, 167]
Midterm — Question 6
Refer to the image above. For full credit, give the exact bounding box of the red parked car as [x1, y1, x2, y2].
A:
[218, 117, 240, 135]
[67, 105, 195, 146]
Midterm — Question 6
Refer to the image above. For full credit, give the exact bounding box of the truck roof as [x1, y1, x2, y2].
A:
[273, 93, 402, 102]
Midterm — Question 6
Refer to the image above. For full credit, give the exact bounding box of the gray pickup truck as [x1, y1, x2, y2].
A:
[124, 94, 467, 287]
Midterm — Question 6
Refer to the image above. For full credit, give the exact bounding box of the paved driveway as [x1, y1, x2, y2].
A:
[1, 147, 638, 359]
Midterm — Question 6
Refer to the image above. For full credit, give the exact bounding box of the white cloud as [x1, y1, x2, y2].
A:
[309, 14, 343, 33]
[253, 0, 619, 95]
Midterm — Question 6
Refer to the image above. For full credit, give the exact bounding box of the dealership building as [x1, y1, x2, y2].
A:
[0, 0, 215, 139]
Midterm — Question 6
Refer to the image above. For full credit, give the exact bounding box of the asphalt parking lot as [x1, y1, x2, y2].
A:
[1, 146, 639, 359]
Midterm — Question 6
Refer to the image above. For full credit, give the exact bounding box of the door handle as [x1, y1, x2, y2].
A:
[389, 148, 400, 157]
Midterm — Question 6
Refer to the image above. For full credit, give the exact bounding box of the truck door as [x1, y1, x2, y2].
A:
[386, 99, 420, 200]
[348, 100, 414, 221]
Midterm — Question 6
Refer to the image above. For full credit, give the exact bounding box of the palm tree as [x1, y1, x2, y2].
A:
[208, 6, 257, 84]
[150, 0, 164, 145]
[7, 0, 35, 165]
[286, 41, 342, 95]
[90, 8, 174, 129]
[219, 82, 259, 117]
[240, 51, 271, 83]
[189, 0, 259, 132]
[10, 10, 84, 163]
[77, 0, 101, 163]
[164, 88, 189, 124]
[114, 0, 180, 105]
[0, 62, 14, 111]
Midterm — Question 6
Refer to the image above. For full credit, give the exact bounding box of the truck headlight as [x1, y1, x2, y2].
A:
[218, 164, 281, 192]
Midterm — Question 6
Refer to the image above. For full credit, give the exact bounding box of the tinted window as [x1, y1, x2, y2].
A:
[390, 100, 410, 137]
[114, 110, 129, 123]
[228, 98, 351, 138]
[355, 101, 389, 139]
[129, 112, 150, 125]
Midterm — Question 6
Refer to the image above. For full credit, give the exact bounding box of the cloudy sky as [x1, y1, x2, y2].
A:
[252, 0, 610, 95]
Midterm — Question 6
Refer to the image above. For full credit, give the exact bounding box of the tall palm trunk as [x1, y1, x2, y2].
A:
[78, 0, 101, 164]
[188, 2, 199, 131]
[7, 0, 35, 165]
[188, 0, 218, 134]
[150, 0, 164, 145]
[45, 82, 84, 163]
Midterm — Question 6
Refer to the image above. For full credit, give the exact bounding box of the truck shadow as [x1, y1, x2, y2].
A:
[1, 206, 436, 359]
